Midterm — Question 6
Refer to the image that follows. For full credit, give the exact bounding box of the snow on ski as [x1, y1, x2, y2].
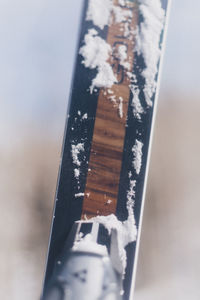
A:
[41, 0, 170, 299]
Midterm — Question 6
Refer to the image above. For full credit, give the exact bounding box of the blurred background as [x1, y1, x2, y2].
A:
[0, 0, 200, 299]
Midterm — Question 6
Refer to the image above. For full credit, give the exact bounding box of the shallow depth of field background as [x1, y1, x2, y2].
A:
[0, 1, 200, 299]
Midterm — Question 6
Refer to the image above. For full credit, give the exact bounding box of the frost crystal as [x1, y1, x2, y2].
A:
[75, 193, 85, 198]
[118, 97, 123, 118]
[131, 85, 144, 120]
[74, 168, 80, 179]
[71, 143, 84, 167]
[132, 139, 143, 175]
[82, 113, 88, 120]
[127, 180, 136, 213]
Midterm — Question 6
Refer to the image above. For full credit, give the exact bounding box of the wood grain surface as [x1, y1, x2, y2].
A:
[82, 2, 138, 219]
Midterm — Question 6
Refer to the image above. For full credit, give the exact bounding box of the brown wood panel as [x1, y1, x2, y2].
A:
[82, 2, 138, 219]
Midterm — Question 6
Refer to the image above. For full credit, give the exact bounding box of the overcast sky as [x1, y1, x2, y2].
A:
[0, 0, 199, 144]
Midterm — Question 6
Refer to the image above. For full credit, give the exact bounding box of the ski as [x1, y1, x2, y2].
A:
[41, 0, 170, 299]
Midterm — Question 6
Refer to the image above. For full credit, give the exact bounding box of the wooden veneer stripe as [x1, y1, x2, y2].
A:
[82, 2, 138, 218]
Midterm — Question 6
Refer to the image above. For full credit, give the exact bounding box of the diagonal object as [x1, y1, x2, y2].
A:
[41, 0, 171, 299]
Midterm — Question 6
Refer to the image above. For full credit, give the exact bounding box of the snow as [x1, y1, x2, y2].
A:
[118, 0, 125, 6]
[86, 0, 133, 30]
[107, 94, 124, 119]
[71, 142, 84, 181]
[73, 233, 108, 256]
[127, 180, 136, 213]
[135, 0, 165, 106]
[107, 89, 114, 95]
[81, 0, 165, 114]
[113, 6, 133, 23]
[132, 139, 143, 175]
[82, 113, 88, 120]
[90, 63, 117, 92]
[91, 214, 137, 275]
[116, 45, 131, 70]
[131, 85, 144, 120]
[79, 29, 111, 69]
[75, 193, 85, 198]
[106, 199, 112, 204]
[80, 0, 136, 95]
[79, 29, 117, 92]
[118, 97, 123, 118]
[109, 95, 117, 104]
[71, 143, 84, 167]
[74, 168, 80, 179]
[86, 0, 113, 30]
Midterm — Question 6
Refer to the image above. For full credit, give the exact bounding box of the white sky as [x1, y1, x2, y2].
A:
[161, 0, 200, 94]
[0, 0, 199, 143]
